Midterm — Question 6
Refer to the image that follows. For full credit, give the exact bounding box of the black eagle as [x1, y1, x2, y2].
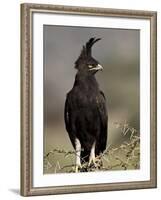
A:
[64, 38, 108, 172]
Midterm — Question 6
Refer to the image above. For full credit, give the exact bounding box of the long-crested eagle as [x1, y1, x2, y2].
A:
[64, 37, 108, 172]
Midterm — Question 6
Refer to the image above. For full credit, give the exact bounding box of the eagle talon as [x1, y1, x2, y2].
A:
[88, 156, 101, 167]
[88, 157, 96, 167]
[75, 164, 82, 173]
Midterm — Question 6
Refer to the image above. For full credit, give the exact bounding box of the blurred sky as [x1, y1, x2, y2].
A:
[43, 25, 140, 154]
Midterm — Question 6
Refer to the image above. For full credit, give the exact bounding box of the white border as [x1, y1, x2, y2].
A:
[33, 13, 150, 187]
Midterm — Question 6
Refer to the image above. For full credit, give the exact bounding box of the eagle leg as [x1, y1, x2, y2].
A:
[88, 141, 96, 167]
[75, 138, 82, 173]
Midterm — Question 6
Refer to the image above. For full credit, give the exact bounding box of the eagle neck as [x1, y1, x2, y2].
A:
[74, 72, 99, 91]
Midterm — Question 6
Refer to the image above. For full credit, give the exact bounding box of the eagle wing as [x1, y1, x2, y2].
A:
[96, 90, 108, 153]
[64, 95, 70, 132]
[64, 93, 76, 149]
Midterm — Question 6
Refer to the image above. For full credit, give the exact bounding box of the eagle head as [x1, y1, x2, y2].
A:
[75, 37, 103, 74]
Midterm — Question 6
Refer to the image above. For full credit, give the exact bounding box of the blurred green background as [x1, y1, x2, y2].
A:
[43, 25, 140, 173]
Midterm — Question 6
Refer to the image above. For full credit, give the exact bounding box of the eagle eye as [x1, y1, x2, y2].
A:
[88, 65, 93, 69]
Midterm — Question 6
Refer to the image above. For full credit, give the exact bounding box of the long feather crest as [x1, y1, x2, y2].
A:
[75, 37, 101, 68]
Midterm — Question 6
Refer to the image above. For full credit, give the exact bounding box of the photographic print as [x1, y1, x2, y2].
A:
[21, 3, 157, 196]
[43, 26, 140, 174]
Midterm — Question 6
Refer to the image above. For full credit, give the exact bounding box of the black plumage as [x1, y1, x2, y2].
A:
[64, 37, 108, 170]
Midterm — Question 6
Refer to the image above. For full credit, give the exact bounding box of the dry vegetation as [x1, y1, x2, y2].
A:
[44, 122, 140, 173]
